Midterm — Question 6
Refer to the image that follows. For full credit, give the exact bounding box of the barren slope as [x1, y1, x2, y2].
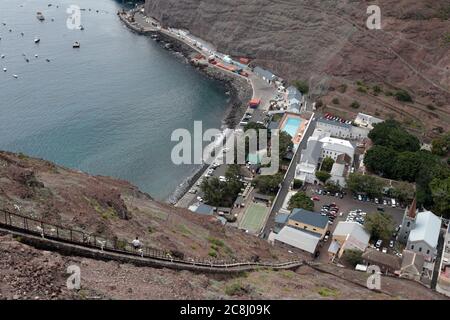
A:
[0, 151, 446, 300]
[145, 0, 450, 137]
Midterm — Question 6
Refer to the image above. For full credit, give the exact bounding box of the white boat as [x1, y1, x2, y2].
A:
[3, 68, 6, 72]
[13, 74, 18, 78]
[73, 41, 80, 48]
[34, 38, 40, 44]
[36, 12, 45, 21]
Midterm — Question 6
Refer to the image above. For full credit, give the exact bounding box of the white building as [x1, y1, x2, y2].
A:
[295, 129, 355, 184]
[319, 136, 355, 163]
[316, 118, 371, 141]
[354, 112, 383, 130]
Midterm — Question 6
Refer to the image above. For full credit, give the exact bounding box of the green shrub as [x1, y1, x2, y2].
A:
[293, 179, 303, 190]
[395, 89, 413, 102]
[225, 282, 246, 296]
[208, 249, 218, 258]
[332, 98, 340, 105]
[350, 101, 360, 109]
[357, 86, 367, 93]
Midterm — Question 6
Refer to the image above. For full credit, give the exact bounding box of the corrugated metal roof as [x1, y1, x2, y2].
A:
[408, 211, 441, 248]
[317, 118, 352, 129]
[333, 222, 370, 251]
[274, 226, 320, 253]
[253, 67, 276, 80]
[290, 208, 329, 229]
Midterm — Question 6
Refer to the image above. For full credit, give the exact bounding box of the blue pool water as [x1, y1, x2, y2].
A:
[282, 117, 302, 138]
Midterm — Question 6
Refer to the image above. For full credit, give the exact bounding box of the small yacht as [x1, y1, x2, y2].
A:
[79, 25, 85, 31]
[13, 74, 18, 79]
[1, 54, 5, 59]
[3, 68, 6, 72]
[36, 12, 45, 21]
[34, 38, 40, 44]
[73, 41, 80, 48]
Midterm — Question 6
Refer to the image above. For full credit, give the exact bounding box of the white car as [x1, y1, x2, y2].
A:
[382, 248, 388, 254]
[375, 240, 382, 248]
[389, 240, 394, 248]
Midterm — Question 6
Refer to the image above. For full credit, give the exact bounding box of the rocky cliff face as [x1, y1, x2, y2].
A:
[145, 0, 450, 136]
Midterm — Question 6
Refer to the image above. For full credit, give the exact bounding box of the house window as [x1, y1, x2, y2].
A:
[407, 222, 410, 227]
[426, 249, 430, 254]
[419, 247, 422, 252]
[411, 245, 414, 250]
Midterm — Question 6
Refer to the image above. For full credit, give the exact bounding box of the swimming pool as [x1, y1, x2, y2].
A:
[282, 117, 303, 138]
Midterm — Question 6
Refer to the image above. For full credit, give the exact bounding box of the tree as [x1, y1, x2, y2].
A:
[430, 177, 450, 218]
[342, 249, 363, 267]
[293, 80, 309, 94]
[293, 179, 303, 190]
[278, 131, 293, 161]
[392, 150, 441, 182]
[347, 173, 384, 198]
[364, 145, 397, 177]
[253, 173, 283, 195]
[288, 192, 314, 211]
[321, 157, 334, 173]
[332, 98, 340, 105]
[315, 171, 331, 184]
[368, 120, 420, 152]
[389, 182, 415, 204]
[201, 165, 243, 207]
[325, 181, 341, 193]
[364, 212, 394, 241]
[431, 132, 450, 156]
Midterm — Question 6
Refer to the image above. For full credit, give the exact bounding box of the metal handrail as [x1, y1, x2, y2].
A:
[0, 209, 302, 270]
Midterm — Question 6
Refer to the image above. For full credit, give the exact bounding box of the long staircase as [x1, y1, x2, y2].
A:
[0, 210, 303, 273]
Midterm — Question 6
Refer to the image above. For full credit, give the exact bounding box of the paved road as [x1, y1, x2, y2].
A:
[261, 117, 317, 238]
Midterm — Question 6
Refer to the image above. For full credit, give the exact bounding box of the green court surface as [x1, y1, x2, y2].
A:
[240, 202, 269, 234]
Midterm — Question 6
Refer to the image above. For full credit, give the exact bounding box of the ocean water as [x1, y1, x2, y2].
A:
[0, 0, 229, 201]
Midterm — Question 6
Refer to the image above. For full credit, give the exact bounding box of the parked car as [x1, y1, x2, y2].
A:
[389, 240, 394, 248]
[358, 194, 363, 201]
[325, 230, 331, 236]
[311, 196, 320, 201]
[382, 247, 388, 253]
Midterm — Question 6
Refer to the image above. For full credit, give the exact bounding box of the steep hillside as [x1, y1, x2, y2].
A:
[0, 151, 446, 300]
[145, 0, 450, 138]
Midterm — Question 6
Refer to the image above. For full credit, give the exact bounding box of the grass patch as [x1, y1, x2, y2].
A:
[225, 282, 247, 296]
[318, 287, 339, 297]
[177, 224, 193, 236]
[208, 237, 224, 247]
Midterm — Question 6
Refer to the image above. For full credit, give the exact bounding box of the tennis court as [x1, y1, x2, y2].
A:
[239, 202, 270, 234]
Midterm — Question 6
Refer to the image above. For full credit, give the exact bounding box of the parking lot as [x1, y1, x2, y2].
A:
[305, 184, 406, 262]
